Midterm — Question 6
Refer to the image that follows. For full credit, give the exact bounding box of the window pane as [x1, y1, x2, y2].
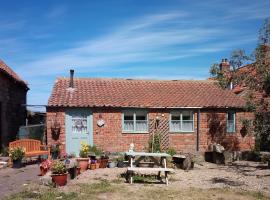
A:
[124, 120, 134, 131]
[227, 111, 235, 121]
[227, 111, 235, 132]
[171, 114, 180, 120]
[72, 114, 87, 134]
[136, 121, 147, 132]
[182, 111, 193, 120]
[136, 114, 146, 120]
[182, 121, 194, 132]
[124, 112, 133, 120]
[171, 121, 181, 132]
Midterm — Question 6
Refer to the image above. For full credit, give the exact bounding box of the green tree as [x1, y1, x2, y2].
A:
[210, 18, 270, 151]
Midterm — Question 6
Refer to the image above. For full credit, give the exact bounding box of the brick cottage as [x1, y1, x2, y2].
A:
[46, 70, 254, 156]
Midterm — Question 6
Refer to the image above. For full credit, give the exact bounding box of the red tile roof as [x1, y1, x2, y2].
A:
[48, 78, 246, 108]
[0, 59, 28, 87]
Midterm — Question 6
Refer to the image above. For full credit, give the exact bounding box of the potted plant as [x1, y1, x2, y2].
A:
[77, 142, 90, 172]
[9, 147, 25, 168]
[39, 159, 52, 176]
[51, 143, 61, 160]
[51, 160, 68, 186]
[99, 154, 109, 168]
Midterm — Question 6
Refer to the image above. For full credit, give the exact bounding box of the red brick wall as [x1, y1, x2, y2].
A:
[46, 107, 255, 154]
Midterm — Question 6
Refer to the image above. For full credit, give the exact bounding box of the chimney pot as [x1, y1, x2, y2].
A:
[69, 69, 74, 88]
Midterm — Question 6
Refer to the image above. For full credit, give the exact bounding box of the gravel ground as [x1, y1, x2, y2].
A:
[1, 160, 269, 199]
[66, 161, 270, 195]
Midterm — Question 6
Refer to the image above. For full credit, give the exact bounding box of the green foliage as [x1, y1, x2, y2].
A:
[166, 147, 177, 156]
[209, 63, 228, 89]
[9, 147, 25, 161]
[149, 133, 161, 153]
[51, 160, 67, 174]
[89, 145, 103, 156]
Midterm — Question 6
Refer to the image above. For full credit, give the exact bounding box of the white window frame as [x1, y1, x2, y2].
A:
[227, 111, 236, 133]
[122, 110, 148, 133]
[169, 110, 194, 133]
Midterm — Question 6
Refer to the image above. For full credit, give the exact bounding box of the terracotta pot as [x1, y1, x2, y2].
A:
[99, 159, 109, 168]
[96, 162, 100, 169]
[51, 173, 68, 186]
[90, 163, 96, 170]
[76, 158, 89, 172]
[76, 167, 81, 175]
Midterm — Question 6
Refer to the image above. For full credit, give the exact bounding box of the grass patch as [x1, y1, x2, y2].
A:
[5, 190, 78, 200]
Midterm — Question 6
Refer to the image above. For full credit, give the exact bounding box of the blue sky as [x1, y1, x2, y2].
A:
[0, 0, 269, 111]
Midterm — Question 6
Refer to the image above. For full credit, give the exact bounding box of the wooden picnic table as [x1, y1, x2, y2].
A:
[125, 152, 174, 185]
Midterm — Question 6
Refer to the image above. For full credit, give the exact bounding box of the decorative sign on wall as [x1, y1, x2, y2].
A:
[97, 119, 105, 127]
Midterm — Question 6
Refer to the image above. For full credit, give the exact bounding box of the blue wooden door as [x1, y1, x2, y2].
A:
[65, 109, 93, 156]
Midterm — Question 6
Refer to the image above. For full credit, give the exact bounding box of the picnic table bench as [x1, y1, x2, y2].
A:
[9, 139, 50, 158]
[125, 152, 174, 185]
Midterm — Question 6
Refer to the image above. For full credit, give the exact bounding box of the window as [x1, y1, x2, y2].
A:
[123, 111, 148, 133]
[72, 114, 88, 134]
[170, 111, 194, 132]
[227, 111, 236, 133]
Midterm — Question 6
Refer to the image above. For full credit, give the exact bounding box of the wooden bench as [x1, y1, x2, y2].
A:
[9, 139, 50, 158]
[127, 167, 174, 185]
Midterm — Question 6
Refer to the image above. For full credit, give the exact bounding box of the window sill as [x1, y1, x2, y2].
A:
[122, 131, 149, 134]
[169, 131, 194, 134]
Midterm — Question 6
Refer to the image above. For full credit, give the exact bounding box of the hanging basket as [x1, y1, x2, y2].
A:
[51, 127, 61, 141]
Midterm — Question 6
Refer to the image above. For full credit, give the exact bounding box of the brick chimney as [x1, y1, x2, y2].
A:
[69, 69, 74, 88]
[219, 58, 230, 73]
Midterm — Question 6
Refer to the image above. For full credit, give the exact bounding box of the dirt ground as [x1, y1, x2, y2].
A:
[0, 164, 40, 199]
[1, 160, 270, 199]
[66, 161, 270, 195]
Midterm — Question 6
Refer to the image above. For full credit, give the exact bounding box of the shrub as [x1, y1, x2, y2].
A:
[166, 147, 177, 156]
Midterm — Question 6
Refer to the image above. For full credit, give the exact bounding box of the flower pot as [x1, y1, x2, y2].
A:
[90, 163, 96, 170]
[12, 159, 22, 168]
[108, 161, 116, 168]
[76, 167, 81, 175]
[68, 167, 77, 179]
[76, 158, 89, 172]
[96, 162, 100, 169]
[99, 159, 109, 168]
[51, 173, 68, 186]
